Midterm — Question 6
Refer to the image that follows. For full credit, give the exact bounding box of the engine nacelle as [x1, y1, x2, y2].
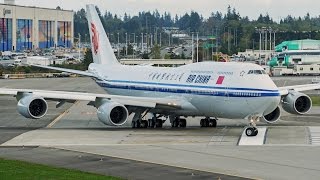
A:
[262, 106, 281, 124]
[282, 92, 312, 115]
[17, 95, 48, 119]
[97, 101, 128, 126]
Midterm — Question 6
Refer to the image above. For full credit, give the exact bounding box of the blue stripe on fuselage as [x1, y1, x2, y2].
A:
[106, 80, 278, 92]
[96, 80, 280, 97]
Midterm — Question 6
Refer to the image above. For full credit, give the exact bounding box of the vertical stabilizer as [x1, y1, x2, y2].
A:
[86, 5, 120, 65]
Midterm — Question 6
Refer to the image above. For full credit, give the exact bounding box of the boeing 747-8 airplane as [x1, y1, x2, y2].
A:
[0, 5, 319, 136]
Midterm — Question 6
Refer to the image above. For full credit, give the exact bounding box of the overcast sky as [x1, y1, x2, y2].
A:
[14, 0, 320, 21]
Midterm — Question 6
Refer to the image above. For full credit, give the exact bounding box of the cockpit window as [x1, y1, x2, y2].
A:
[254, 70, 262, 74]
[248, 70, 266, 75]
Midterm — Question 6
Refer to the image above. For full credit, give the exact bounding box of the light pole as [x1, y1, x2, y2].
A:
[141, 33, 144, 53]
[159, 31, 162, 47]
[196, 32, 199, 63]
[191, 32, 194, 61]
[273, 31, 276, 50]
[269, 28, 272, 51]
[132, 33, 136, 59]
[145, 33, 148, 54]
[265, 30, 268, 51]
[151, 33, 153, 47]
[125, 32, 128, 56]
[169, 32, 171, 46]
[259, 31, 262, 65]
[117, 32, 120, 58]
[78, 33, 81, 61]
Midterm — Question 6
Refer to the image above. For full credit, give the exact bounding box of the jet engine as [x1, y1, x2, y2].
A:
[282, 92, 312, 115]
[17, 95, 48, 119]
[97, 101, 128, 126]
[262, 106, 281, 123]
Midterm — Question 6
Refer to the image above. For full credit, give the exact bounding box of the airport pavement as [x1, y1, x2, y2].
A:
[1, 77, 320, 180]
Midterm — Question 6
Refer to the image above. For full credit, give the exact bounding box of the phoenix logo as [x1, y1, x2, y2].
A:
[91, 23, 99, 55]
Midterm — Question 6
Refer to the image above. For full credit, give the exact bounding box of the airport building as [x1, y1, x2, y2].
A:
[0, 0, 73, 52]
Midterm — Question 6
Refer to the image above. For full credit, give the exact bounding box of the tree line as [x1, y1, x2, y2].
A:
[74, 6, 320, 55]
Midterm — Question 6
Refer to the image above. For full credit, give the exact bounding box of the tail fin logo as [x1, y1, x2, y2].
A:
[91, 23, 99, 54]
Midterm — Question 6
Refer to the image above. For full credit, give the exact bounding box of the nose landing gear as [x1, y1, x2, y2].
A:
[245, 116, 259, 136]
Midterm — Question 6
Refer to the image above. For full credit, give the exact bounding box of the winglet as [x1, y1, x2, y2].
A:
[86, 4, 120, 66]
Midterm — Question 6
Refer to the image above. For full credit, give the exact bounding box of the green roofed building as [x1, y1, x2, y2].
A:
[275, 39, 320, 52]
[269, 39, 320, 67]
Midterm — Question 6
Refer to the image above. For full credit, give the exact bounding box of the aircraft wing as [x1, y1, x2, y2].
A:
[278, 84, 320, 96]
[30, 64, 96, 78]
[0, 88, 196, 110]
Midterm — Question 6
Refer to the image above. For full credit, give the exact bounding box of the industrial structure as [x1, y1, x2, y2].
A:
[0, 0, 73, 52]
[275, 39, 320, 52]
[268, 39, 320, 76]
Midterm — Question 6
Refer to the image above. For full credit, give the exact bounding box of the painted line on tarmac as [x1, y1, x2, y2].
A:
[47, 101, 79, 128]
[309, 127, 320, 145]
[238, 127, 267, 146]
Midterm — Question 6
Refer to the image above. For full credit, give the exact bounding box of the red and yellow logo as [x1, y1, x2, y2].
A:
[91, 23, 99, 54]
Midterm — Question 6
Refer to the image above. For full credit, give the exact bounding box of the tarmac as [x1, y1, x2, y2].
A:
[1, 77, 320, 180]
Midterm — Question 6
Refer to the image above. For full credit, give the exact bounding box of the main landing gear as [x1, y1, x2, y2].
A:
[131, 112, 165, 129]
[245, 117, 259, 137]
[200, 117, 217, 128]
[170, 117, 187, 128]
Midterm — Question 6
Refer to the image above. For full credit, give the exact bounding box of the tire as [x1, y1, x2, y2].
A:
[173, 120, 179, 128]
[179, 119, 187, 128]
[209, 119, 217, 127]
[200, 119, 205, 127]
[136, 121, 141, 128]
[205, 119, 209, 127]
[245, 127, 254, 136]
[141, 120, 148, 128]
[155, 119, 162, 128]
[212, 120, 217, 127]
[148, 119, 152, 127]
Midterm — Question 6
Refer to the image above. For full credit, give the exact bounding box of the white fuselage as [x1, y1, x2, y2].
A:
[89, 62, 281, 119]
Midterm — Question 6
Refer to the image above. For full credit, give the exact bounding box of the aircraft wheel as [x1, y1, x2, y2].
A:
[172, 120, 179, 128]
[200, 119, 205, 127]
[155, 119, 163, 128]
[136, 121, 141, 128]
[245, 127, 258, 137]
[209, 119, 217, 127]
[179, 119, 187, 128]
[141, 120, 148, 128]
